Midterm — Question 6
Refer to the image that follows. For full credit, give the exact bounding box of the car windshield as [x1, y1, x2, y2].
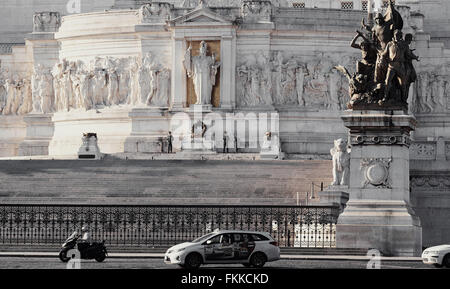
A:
[192, 233, 216, 243]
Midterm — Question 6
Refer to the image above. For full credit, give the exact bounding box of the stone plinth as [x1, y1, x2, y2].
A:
[318, 185, 349, 213]
[78, 133, 103, 160]
[336, 110, 422, 256]
[124, 107, 169, 153]
[18, 114, 54, 156]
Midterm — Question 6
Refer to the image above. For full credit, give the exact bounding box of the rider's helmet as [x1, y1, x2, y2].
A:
[81, 225, 89, 232]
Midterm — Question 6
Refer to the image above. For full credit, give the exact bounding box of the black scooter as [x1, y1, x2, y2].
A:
[59, 233, 108, 263]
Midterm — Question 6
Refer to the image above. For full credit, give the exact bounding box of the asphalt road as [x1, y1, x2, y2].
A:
[0, 257, 436, 269]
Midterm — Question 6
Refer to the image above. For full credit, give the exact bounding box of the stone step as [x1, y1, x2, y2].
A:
[0, 159, 332, 205]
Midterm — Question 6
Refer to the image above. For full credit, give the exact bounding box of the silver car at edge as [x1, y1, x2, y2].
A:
[422, 245, 450, 268]
[164, 229, 280, 269]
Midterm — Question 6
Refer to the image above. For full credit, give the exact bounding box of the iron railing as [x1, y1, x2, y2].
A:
[0, 204, 339, 248]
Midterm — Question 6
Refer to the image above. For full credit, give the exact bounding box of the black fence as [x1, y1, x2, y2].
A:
[0, 204, 339, 248]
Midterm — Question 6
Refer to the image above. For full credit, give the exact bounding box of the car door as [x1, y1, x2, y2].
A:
[233, 233, 256, 260]
[203, 234, 234, 261]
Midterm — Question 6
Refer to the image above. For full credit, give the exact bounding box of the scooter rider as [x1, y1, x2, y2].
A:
[78, 225, 91, 251]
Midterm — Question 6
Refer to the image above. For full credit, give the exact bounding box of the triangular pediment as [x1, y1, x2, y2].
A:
[169, 7, 233, 26]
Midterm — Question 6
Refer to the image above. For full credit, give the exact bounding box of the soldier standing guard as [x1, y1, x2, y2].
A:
[223, 131, 229, 153]
[167, 131, 173, 154]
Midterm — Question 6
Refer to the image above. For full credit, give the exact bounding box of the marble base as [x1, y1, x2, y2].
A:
[337, 200, 422, 256]
[260, 150, 285, 160]
[18, 114, 54, 156]
[181, 138, 215, 151]
[318, 185, 349, 213]
[336, 110, 422, 256]
[78, 138, 103, 160]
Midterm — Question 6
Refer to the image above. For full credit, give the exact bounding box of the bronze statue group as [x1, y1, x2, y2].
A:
[336, 0, 419, 110]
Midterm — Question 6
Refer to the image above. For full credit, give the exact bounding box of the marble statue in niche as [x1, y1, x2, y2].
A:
[184, 41, 221, 106]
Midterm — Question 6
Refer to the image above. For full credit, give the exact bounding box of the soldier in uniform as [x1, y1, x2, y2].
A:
[167, 131, 173, 154]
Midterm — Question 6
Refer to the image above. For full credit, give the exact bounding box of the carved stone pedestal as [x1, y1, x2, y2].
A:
[336, 110, 422, 256]
[18, 114, 54, 156]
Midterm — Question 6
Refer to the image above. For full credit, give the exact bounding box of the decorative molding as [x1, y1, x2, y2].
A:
[360, 158, 392, 189]
[411, 175, 450, 190]
[351, 134, 410, 146]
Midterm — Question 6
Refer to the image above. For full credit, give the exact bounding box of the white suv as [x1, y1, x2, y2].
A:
[164, 230, 280, 269]
[422, 245, 450, 268]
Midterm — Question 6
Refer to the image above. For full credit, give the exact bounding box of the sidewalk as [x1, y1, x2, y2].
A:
[0, 251, 422, 262]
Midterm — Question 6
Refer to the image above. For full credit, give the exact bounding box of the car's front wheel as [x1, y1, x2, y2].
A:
[443, 254, 450, 268]
[250, 252, 267, 268]
[184, 253, 202, 269]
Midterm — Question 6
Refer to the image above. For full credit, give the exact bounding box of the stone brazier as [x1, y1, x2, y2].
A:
[336, 110, 422, 256]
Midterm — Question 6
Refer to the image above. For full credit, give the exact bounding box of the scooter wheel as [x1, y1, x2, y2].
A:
[95, 252, 106, 262]
[59, 250, 70, 263]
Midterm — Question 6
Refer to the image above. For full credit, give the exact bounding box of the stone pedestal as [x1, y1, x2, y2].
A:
[18, 114, 54, 156]
[336, 110, 422, 256]
[78, 133, 103, 159]
[318, 185, 349, 213]
[124, 107, 169, 153]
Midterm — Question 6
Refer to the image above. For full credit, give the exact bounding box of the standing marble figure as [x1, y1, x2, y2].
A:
[184, 41, 220, 105]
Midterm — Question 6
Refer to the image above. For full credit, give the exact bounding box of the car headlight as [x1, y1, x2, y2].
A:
[424, 250, 438, 255]
[176, 247, 186, 253]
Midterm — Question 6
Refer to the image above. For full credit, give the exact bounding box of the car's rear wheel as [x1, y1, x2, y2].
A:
[443, 254, 450, 268]
[250, 252, 267, 268]
[184, 253, 202, 269]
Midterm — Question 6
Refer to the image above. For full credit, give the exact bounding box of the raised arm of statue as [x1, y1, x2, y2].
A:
[183, 45, 193, 77]
[350, 34, 361, 50]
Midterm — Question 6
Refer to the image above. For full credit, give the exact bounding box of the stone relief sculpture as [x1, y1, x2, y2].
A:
[139, 3, 173, 22]
[236, 52, 352, 110]
[0, 54, 172, 116]
[241, 1, 273, 22]
[184, 41, 220, 106]
[33, 12, 61, 32]
[330, 138, 350, 186]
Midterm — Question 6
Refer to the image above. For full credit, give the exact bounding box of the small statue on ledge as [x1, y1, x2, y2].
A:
[336, 0, 419, 111]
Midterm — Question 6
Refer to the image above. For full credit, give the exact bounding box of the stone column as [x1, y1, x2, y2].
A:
[219, 35, 234, 110]
[336, 110, 422, 256]
[171, 37, 187, 111]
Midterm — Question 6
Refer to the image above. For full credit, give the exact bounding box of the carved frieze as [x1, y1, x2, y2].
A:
[360, 158, 392, 189]
[33, 12, 61, 32]
[236, 52, 352, 109]
[411, 175, 450, 190]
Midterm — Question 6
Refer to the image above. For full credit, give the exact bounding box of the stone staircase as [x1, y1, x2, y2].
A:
[0, 159, 332, 205]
